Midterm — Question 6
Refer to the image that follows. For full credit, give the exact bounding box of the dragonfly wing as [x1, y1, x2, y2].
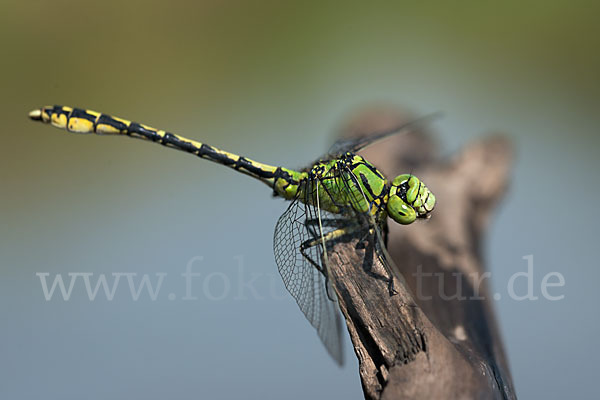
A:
[273, 179, 346, 365]
[327, 111, 442, 156]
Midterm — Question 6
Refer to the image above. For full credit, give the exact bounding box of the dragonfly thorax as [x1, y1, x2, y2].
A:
[296, 153, 389, 218]
[272, 153, 435, 225]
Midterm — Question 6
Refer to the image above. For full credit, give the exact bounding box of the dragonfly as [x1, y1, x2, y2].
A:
[29, 105, 437, 365]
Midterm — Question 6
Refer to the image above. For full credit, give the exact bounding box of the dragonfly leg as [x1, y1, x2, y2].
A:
[302, 217, 348, 242]
[298, 244, 335, 301]
[354, 228, 373, 249]
[370, 227, 398, 296]
[301, 224, 399, 297]
[301, 225, 359, 255]
[300, 226, 358, 301]
[353, 227, 398, 295]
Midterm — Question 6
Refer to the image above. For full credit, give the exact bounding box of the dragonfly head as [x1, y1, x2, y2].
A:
[387, 174, 435, 225]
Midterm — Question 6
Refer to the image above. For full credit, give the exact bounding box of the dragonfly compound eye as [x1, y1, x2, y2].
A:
[387, 174, 435, 224]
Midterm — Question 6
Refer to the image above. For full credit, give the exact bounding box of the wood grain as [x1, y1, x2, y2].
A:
[329, 107, 516, 399]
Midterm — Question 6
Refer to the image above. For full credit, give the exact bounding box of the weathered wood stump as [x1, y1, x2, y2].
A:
[329, 108, 516, 400]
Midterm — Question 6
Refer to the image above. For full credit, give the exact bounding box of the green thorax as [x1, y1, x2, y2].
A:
[273, 153, 388, 219]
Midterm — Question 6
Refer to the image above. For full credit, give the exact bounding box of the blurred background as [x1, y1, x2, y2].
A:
[1, 1, 598, 399]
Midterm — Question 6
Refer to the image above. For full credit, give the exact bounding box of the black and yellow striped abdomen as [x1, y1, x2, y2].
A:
[29, 105, 305, 194]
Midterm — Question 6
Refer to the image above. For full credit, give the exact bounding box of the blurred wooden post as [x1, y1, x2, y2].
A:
[329, 108, 516, 400]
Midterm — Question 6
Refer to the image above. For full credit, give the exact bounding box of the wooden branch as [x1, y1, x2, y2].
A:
[329, 108, 517, 399]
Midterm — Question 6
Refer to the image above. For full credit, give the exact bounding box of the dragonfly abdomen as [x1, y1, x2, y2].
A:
[29, 105, 294, 187]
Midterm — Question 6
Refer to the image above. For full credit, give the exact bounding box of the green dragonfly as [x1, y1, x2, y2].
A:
[29, 105, 436, 365]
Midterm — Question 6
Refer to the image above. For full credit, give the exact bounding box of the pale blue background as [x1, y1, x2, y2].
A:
[1, 2, 598, 399]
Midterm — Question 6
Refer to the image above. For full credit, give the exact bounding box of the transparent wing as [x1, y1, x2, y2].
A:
[273, 177, 348, 365]
[327, 111, 442, 156]
[272, 162, 401, 365]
